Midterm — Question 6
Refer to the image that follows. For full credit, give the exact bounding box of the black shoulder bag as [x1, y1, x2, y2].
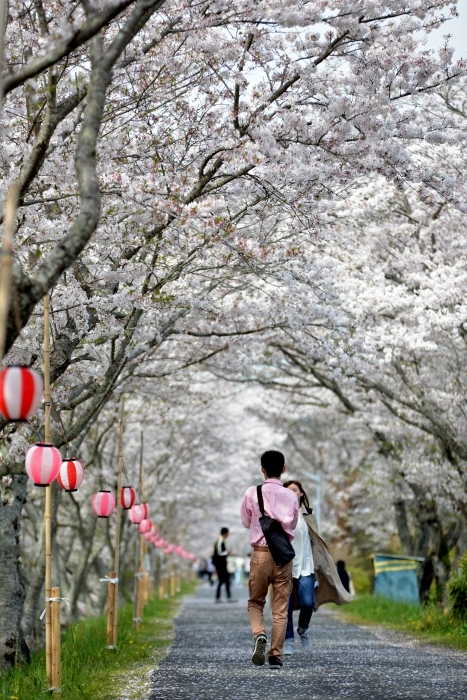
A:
[256, 485, 295, 567]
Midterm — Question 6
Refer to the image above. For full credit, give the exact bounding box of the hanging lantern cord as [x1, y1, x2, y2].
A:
[47, 396, 103, 480]
[122, 460, 129, 481]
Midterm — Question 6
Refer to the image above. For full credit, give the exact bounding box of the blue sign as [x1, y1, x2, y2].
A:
[373, 554, 421, 605]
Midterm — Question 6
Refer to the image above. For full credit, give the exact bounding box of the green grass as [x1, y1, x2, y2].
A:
[1, 582, 196, 700]
[341, 594, 467, 651]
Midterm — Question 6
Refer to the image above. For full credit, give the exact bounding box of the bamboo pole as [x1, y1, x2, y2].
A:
[133, 431, 144, 630]
[0, 0, 5, 109]
[107, 396, 124, 648]
[51, 587, 61, 692]
[43, 293, 54, 685]
[0, 184, 18, 360]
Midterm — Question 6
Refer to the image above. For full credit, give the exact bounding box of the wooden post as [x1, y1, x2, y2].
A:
[43, 293, 54, 686]
[0, 184, 18, 360]
[106, 571, 117, 646]
[51, 587, 61, 692]
[107, 396, 124, 648]
[169, 555, 176, 596]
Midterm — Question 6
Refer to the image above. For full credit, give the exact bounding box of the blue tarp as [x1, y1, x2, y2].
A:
[373, 554, 422, 605]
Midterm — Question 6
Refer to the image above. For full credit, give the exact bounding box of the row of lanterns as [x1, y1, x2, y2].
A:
[128, 503, 195, 560]
[0, 365, 196, 560]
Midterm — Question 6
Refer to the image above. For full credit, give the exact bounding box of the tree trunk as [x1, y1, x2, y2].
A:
[394, 500, 414, 555]
[0, 474, 30, 669]
[69, 516, 98, 621]
[22, 482, 61, 652]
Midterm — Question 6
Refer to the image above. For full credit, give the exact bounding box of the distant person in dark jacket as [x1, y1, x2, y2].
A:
[212, 527, 235, 603]
[336, 560, 350, 593]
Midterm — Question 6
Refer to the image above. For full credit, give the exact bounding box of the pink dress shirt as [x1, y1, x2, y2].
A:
[240, 478, 299, 546]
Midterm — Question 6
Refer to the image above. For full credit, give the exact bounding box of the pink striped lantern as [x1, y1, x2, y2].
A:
[120, 486, 136, 510]
[139, 518, 151, 534]
[163, 546, 172, 555]
[143, 531, 152, 541]
[129, 504, 145, 524]
[0, 366, 43, 421]
[25, 443, 61, 486]
[150, 524, 159, 536]
[57, 458, 85, 492]
[92, 490, 116, 518]
[141, 503, 149, 519]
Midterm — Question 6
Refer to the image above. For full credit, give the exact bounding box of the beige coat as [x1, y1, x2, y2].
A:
[302, 509, 353, 609]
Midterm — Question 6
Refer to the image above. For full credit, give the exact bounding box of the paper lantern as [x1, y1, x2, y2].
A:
[139, 518, 151, 534]
[143, 531, 152, 541]
[92, 490, 116, 518]
[25, 443, 61, 486]
[0, 366, 43, 421]
[57, 458, 84, 492]
[120, 486, 136, 510]
[129, 504, 144, 524]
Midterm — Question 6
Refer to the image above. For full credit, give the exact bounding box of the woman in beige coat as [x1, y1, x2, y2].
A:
[283, 480, 353, 655]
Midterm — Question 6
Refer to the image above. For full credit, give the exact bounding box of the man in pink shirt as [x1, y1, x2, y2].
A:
[240, 450, 299, 668]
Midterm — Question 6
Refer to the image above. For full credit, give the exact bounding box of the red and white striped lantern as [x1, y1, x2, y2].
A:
[92, 490, 116, 518]
[120, 486, 136, 510]
[139, 518, 151, 534]
[57, 458, 84, 492]
[0, 366, 44, 421]
[25, 443, 61, 486]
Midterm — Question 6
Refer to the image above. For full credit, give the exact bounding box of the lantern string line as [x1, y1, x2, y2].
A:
[39, 597, 70, 620]
[48, 396, 116, 483]
[99, 575, 119, 584]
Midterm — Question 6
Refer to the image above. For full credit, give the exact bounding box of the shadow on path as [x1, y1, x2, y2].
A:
[149, 583, 467, 700]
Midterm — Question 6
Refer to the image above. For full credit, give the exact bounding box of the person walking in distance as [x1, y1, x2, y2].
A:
[240, 451, 299, 668]
[212, 527, 235, 603]
[283, 480, 315, 655]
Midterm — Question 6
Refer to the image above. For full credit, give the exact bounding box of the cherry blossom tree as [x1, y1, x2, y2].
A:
[1, 0, 465, 668]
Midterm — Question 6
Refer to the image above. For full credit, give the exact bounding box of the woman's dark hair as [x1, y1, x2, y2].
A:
[283, 480, 310, 508]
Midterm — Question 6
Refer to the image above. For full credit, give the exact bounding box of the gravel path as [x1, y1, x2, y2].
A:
[148, 583, 467, 700]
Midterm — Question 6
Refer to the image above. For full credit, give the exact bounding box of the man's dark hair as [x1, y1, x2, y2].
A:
[261, 450, 285, 478]
[220, 527, 229, 536]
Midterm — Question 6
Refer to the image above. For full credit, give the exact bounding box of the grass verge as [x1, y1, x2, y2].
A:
[1, 582, 196, 700]
[341, 594, 467, 651]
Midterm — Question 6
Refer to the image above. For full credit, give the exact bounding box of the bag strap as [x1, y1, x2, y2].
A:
[256, 485, 265, 517]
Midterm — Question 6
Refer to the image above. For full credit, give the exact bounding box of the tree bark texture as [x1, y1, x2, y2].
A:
[0, 474, 29, 669]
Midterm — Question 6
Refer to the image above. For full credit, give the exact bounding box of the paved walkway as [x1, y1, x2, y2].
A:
[149, 583, 467, 700]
